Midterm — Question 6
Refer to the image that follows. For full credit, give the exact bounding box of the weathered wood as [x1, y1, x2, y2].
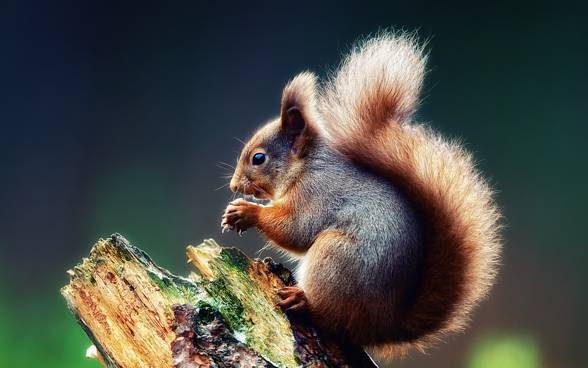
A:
[61, 234, 376, 367]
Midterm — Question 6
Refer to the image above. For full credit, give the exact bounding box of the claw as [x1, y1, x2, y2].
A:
[276, 286, 307, 313]
[286, 301, 307, 312]
[221, 198, 257, 236]
[221, 224, 233, 234]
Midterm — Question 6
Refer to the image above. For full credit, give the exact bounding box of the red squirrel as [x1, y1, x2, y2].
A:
[221, 33, 502, 359]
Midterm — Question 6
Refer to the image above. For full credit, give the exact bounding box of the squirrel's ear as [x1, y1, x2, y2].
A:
[282, 106, 307, 155]
[280, 72, 318, 155]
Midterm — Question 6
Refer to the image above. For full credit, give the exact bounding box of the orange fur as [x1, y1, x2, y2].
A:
[281, 72, 319, 124]
[318, 33, 502, 356]
[225, 31, 502, 360]
[256, 198, 303, 255]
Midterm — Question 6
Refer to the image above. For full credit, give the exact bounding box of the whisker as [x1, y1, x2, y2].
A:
[217, 161, 236, 170]
[217, 174, 233, 181]
[256, 240, 273, 257]
[233, 136, 246, 146]
[217, 170, 234, 177]
[249, 182, 268, 196]
[214, 183, 229, 191]
[216, 167, 235, 178]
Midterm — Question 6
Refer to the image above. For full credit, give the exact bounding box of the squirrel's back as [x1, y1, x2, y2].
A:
[314, 32, 502, 355]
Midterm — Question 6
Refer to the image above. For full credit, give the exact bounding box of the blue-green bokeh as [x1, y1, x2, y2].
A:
[0, 1, 586, 367]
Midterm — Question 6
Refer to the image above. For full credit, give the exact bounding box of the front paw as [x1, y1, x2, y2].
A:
[221, 198, 261, 235]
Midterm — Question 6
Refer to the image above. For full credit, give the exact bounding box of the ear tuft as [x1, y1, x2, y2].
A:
[280, 71, 318, 124]
[280, 72, 318, 155]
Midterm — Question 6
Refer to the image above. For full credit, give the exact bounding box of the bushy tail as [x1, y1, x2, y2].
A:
[318, 33, 502, 356]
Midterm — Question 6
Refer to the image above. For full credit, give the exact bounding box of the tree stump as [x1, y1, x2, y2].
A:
[61, 234, 376, 367]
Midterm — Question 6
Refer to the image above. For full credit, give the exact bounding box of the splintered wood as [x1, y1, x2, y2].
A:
[61, 234, 375, 368]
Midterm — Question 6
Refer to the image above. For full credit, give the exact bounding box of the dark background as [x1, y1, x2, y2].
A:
[1, 1, 586, 367]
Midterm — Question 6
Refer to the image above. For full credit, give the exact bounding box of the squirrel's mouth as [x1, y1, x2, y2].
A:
[243, 194, 272, 205]
[239, 180, 272, 201]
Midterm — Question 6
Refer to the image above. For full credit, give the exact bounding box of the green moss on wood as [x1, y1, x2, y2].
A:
[62, 235, 374, 368]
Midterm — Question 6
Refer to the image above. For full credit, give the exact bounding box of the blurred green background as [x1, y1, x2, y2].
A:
[0, 1, 586, 367]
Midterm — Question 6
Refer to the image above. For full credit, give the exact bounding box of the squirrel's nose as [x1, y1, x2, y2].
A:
[229, 177, 238, 192]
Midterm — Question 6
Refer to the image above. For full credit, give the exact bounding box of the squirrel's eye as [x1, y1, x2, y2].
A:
[251, 152, 266, 165]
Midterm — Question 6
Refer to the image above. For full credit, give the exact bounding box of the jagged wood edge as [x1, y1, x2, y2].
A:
[61, 234, 377, 367]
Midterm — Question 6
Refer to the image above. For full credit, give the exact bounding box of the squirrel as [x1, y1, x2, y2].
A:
[220, 32, 502, 359]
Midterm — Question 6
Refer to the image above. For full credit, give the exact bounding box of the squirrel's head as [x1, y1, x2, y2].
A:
[229, 72, 319, 200]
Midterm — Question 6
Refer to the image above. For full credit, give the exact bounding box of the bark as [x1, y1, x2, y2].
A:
[61, 234, 376, 368]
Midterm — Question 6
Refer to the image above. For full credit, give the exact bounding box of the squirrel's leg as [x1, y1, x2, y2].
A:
[277, 229, 356, 317]
[295, 230, 369, 339]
